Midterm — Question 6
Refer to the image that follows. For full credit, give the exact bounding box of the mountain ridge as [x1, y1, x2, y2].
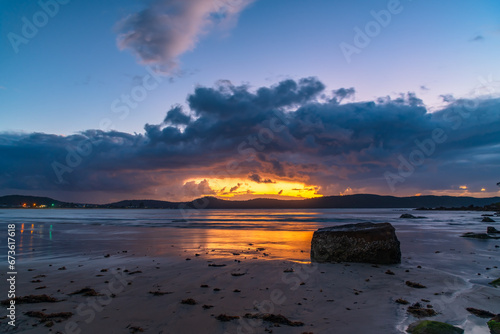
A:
[1, 194, 499, 209]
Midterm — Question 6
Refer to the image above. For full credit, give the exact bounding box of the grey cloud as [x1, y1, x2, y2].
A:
[230, 183, 242, 192]
[115, 0, 254, 73]
[164, 105, 191, 125]
[332, 87, 355, 103]
[248, 173, 275, 183]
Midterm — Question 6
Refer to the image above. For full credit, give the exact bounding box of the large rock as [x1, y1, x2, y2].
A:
[310, 222, 401, 264]
[483, 217, 496, 222]
[407, 320, 464, 334]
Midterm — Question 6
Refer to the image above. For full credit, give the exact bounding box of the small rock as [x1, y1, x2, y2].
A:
[395, 298, 409, 305]
[407, 303, 437, 317]
[216, 314, 240, 322]
[466, 307, 495, 318]
[461, 232, 500, 239]
[181, 298, 197, 305]
[406, 281, 426, 289]
[487, 226, 500, 233]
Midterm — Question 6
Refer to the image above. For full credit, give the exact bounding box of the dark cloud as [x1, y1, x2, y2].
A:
[1, 77, 500, 202]
[164, 105, 191, 125]
[230, 183, 242, 192]
[115, 0, 254, 73]
[248, 173, 275, 183]
[331, 87, 355, 103]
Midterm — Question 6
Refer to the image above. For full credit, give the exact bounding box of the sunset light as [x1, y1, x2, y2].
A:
[184, 178, 322, 199]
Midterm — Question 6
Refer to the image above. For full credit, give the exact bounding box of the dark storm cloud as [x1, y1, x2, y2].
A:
[164, 105, 191, 125]
[248, 173, 275, 183]
[230, 183, 242, 192]
[1, 77, 500, 200]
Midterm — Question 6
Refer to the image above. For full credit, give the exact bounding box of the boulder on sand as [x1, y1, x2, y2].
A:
[310, 222, 401, 264]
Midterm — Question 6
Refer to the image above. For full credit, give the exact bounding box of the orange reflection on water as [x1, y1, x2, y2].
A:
[142, 228, 314, 262]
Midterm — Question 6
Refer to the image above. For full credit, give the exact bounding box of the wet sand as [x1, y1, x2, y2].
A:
[1, 217, 499, 333]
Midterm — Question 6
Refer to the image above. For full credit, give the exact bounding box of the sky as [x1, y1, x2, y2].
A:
[1, 0, 500, 203]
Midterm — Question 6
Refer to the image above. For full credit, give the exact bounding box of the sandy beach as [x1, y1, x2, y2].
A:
[1, 209, 499, 334]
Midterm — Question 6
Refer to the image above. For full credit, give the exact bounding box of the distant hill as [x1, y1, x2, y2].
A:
[1, 194, 499, 209]
[182, 195, 500, 209]
[108, 199, 179, 209]
[0, 195, 66, 208]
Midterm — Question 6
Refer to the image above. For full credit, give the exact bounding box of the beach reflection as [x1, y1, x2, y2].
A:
[17, 222, 54, 260]
[143, 228, 314, 262]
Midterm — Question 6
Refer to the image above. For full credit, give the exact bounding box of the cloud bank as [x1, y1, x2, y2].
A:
[1, 77, 499, 202]
[116, 0, 254, 73]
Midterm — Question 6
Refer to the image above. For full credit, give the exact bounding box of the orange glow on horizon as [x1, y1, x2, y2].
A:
[185, 178, 322, 199]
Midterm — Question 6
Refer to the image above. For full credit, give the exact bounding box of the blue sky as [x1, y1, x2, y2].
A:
[1, 0, 500, 202]
[2, 0, 499, 135]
